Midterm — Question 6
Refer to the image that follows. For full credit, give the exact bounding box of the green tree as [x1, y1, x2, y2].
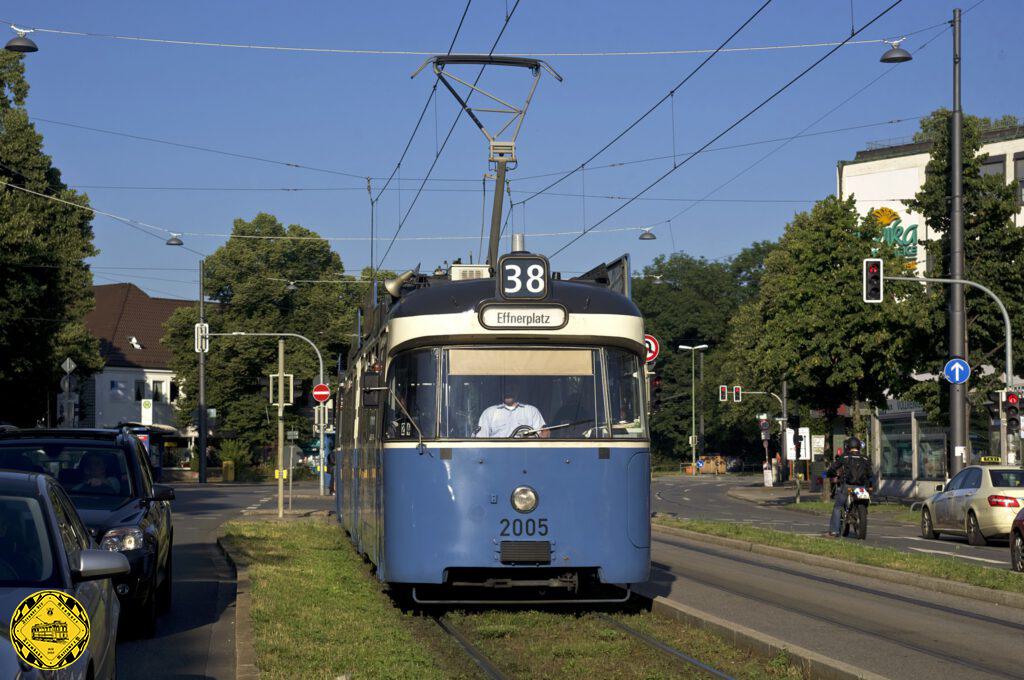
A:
[164, 214, 369, 450]
[901, 110, 1024, 428]
[0, 52, 101, 425]
[632, 242, 777, 461]
[721, 195, 923, 454]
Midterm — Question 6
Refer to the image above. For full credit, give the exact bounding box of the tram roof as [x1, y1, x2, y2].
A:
[387, 278, 641, 321]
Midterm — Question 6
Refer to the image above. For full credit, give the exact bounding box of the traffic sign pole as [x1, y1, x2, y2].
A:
[277, 339, 285, 519]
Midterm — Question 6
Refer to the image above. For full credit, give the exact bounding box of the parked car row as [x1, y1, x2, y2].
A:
[918, 464, 1024, 571]
[0, 427, 176, 679]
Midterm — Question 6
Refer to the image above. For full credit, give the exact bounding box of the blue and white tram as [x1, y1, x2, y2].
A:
[334, 255, 650, 601]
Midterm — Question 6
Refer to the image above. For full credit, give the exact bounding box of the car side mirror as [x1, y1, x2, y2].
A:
[362, 371, 383, 409]
[935, 484, 943, 492]
[151, 484, 175, 501]
[72, 549, 130, 582]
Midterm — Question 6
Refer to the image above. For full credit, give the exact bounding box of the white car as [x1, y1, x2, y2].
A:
[920, 465, 1024, 545]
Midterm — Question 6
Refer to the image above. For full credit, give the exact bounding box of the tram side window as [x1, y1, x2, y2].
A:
[385, 349, 438, 440]
[441, 348, 601, 439]
[605, 349, 646, 439]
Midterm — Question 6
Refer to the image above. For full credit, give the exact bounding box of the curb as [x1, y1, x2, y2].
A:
[647, 595, 889, 680]
[652, 524, 1024, 611]
[216, 535, 260, 680]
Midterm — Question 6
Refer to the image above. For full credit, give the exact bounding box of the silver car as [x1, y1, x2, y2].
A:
[920, 465, 1024, 545]
[0, 470, 128, 679]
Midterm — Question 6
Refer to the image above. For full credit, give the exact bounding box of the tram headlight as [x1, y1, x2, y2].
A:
[511, 486, 538, 514]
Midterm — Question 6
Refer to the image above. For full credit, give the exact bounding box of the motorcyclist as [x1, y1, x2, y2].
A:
[825, 436, 876, 537]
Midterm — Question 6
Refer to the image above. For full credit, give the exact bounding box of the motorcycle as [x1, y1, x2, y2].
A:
[841, 486, 871, 540]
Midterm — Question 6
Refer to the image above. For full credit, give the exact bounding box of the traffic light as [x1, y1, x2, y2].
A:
[733, 385, 742, 403]
[986, 390, 1004, 421]
[758, 417, 770, 441]
[1006, 392, 1021, 436]
[650, 374, 663, 412]
[789, 414, 801, 431]
[863, 258, 884, 303]
[719, 385, 728, 402]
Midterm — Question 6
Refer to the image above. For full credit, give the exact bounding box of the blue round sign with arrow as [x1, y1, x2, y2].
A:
[943, 358, 971, 385]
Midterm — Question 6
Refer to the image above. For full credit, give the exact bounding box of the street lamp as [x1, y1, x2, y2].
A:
[5, 27, 38, 53]
[879, 11, 967, 474]
[638, 229, 657, 241]
[679, 344, 709, 475]
[879, 38, 912, 64]
[165, 235, 208, 483]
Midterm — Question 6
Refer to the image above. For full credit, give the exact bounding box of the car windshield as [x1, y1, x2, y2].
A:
[384, 346, 647, 440]
[990, 469, 1024, 488]
[0, 495, 58, 587]
[0, 443, 132, 500]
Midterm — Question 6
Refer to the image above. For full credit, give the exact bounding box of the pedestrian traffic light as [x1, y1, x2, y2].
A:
[789, 414, 801, 431]
[862, 258, 884, 303]
[733, 385, 742, 402]
[650, 374, 663, 412]
[719, 385, 728, 402]
[1006, 392, 1021, 436]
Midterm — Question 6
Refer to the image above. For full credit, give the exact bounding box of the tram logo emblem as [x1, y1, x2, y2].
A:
[9, 590, 91, 671]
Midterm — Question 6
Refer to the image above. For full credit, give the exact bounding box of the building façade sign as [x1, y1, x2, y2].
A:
[872, 207, 918, 264]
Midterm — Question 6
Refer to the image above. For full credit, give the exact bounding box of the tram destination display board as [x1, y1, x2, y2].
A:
[497, 253, 550, 301]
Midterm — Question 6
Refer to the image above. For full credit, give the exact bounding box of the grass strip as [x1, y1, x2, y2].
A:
[446, 609, 804, 679]
[653, 516, 1024, 595]
[221, 520, 473, 680]
[780, 500, 919, 524]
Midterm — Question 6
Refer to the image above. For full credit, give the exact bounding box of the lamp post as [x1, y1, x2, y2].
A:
[881, 10, 967, 475]
[679, 344, 708, 475]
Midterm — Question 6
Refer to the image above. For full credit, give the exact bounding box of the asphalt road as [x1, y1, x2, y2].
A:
[640, 530, 1024, 679]
[652, 474, 1013, 568]
[116, 482, 333, 680]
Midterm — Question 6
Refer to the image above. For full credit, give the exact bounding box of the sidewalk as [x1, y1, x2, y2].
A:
[725, 481, 823, 506]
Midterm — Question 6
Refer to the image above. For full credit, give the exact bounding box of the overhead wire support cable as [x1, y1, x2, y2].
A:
[549, 0, 907, 259]
[517, 0, 774, 207]
[375, 0, 523, 271]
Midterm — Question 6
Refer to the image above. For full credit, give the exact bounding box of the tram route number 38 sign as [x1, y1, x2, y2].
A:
[644, 334, 660, 363]
[498, 253, 550, 301]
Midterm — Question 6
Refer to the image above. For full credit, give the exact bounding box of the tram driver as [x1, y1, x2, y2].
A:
[475, 385, 550, 438]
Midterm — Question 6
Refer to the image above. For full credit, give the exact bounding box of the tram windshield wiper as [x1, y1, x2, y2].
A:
[369, 386, 427, 451]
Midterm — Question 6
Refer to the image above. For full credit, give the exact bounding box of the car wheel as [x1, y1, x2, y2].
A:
[157, 550, 172, 613]
[921, 507, 939, 539]
[967, 512, 988, 546]
[1012, 531, 1024, 572]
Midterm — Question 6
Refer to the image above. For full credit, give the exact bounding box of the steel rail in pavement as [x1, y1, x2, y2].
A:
[434, 616, 508, 680]
[595, 613, 734, 679]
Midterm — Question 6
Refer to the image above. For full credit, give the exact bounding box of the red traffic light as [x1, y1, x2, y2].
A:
[651, 376, 663, 389]
[1008, 393, 1019, 406]
[868, 264, 879, 274]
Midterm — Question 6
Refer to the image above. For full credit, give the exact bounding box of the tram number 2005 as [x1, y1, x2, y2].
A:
[499, 518, 549, 537]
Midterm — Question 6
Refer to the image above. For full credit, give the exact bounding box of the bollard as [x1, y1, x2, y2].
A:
[223, 460, 235, 483]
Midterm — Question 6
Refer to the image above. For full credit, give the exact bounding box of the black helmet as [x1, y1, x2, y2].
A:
[844, 436, 862, 454]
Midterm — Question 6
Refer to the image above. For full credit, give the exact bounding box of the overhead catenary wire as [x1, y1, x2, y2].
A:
[374, 0, 522, 271]
[518, 0, 775, 208]
[2, 18, 946, 58]
[549, 0, 908, 259]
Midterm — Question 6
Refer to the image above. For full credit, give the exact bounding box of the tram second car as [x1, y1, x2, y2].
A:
[335, 259, 651, 600]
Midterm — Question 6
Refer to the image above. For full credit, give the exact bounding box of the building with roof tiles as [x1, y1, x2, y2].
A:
[79, 283, 193, 431]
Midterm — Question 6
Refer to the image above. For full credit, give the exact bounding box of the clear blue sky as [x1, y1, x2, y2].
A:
[10, 0, 1022, 299]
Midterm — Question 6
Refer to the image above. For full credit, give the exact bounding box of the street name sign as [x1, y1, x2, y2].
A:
[644, 335, 660, 363]
[943, 358, 971, 384]
[312, 383, 331, 403]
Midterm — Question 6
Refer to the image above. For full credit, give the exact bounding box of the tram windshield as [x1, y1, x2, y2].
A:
[384, 346, 646, 440]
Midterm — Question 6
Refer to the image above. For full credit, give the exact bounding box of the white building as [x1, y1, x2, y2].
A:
[837, 123, 1024, 274]
[80, 283, 191, 429]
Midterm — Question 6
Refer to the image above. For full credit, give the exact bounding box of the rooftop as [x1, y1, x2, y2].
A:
[843, 123, 1024, 165]
[84, 283, 193, 370]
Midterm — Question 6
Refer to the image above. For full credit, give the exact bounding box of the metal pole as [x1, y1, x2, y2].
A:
[699, 352, 705, 462]
[198, 259, 207, 484]
[949, 7, 967, 474]
[690, 350, 697, 475]
[277, 338, 285, 519]
[487, 160, 508, 270]
[784, 380, 799, 503]
[288, 443, 293, 510]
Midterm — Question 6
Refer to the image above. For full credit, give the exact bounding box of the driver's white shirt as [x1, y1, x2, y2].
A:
[476, 402, 545, 438]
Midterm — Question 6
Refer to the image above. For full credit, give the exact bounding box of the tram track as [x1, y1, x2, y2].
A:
[652, 533, 1024, 679]
[434, 615, 509, 680]
[594, 612, 734, 679]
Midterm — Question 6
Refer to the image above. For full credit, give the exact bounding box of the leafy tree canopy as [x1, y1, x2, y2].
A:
[0, 52, 101, 425]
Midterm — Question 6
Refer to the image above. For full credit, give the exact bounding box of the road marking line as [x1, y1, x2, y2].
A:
[683, 497, 691, 502]
[908, 547, 1006, 565]
[880, 535, 926, 541]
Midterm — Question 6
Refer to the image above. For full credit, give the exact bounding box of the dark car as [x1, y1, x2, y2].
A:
[0, 428, 174, 637]
[1012, 507, 1024, 572]
[0, 470, 129, 679]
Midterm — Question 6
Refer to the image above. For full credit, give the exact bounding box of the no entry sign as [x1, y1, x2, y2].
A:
[312, 383, 331, 403]
[644, 334, 660, 363]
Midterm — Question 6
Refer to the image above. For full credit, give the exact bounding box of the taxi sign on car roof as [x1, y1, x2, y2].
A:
[979, 455, 1002, 464]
